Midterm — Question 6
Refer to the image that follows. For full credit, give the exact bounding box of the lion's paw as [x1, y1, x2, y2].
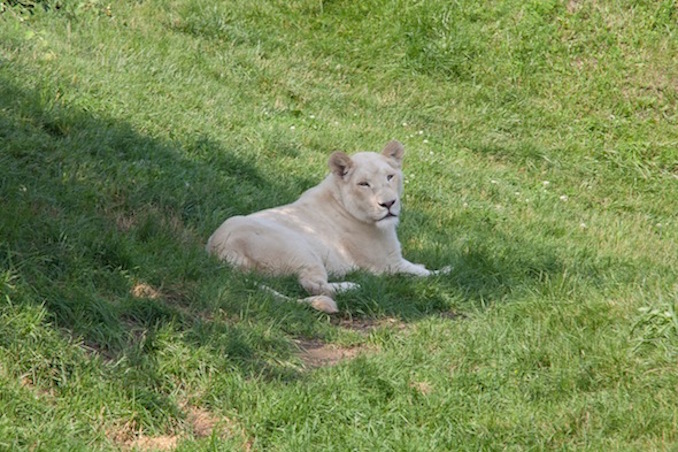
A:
[307, 295, 339, 314]
[329, 282, 361, 293]
[431, 266, 452, 276]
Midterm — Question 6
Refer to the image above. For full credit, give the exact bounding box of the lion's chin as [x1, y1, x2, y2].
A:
[376, 214, 399, 228]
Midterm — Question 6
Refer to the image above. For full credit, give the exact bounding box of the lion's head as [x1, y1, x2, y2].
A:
[328, 140, 405, 228]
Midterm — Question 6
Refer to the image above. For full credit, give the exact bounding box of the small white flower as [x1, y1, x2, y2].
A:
[290, 125, 295, 130]
[423, 139, 429, 144]
[309, 114, 315, 119]
[542, 181, 550, 187]
[560, 195, 568, 201]
[418, 130, 424, 135]
[491, 180, 498, 184]
[580, 222, 587, 229]
[463, 202, 469, 208]
[402, 122, 408, 127]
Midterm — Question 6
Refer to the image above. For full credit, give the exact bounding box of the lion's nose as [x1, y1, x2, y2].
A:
[379, 199, 396, 209]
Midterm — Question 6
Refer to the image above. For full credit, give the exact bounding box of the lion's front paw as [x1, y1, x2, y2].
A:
[329, 282, 361, 293]
[431, 266, 452, 276]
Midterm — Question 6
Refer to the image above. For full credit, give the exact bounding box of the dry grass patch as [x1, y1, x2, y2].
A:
[298, 313, 463, 369]
[294, 339, 369, 369]
[107, 418, 177, 452]
[410, 381, 434, 396]
[332, 316, 409, 334]
[130, 282, 162, 300]
[186, 406, 218, 439]
[106, 405, 250, 451]
[126, 435, 180, 452]
[294, 316, 410, 368]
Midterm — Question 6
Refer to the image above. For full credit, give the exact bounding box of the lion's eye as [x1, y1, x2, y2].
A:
[387, 174, 394, 181]
[358, 181, 371, 187]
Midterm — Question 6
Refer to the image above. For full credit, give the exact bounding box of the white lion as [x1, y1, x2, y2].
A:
[206, 140, 449, 313]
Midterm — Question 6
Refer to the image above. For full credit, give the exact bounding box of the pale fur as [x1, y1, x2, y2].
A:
[206, 140, 449, 313]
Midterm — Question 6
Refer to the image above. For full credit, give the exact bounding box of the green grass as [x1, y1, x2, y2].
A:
[1, 0, 677, 449]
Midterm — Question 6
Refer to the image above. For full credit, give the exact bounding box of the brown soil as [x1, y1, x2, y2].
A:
[294, 339, 367, 368]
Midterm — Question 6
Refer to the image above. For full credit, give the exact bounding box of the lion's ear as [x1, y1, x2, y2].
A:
[381, 140, 404, 166]
[329, 151, 354, 178]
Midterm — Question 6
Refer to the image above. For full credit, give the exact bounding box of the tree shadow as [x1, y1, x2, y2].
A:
[0, 76, 309, 385]
[0, 70, 587, 400]
[328, 238, 566, 324]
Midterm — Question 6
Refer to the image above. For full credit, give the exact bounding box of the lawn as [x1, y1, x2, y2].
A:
[1, 0, 677, 450]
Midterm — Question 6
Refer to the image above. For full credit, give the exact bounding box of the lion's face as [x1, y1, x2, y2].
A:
[329, 140, 405, 228]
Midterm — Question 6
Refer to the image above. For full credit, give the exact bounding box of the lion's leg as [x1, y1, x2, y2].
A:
[296, 266, 343, 313]
[393, 259, 431, 276]
[298, 268, 360, 295]
[395, 259, 452, 277]
[297, 271, 361, 314]
[327, 282, 361, 293]
[296, 274, 360, 314]
[209, 217, 346, 314]
[298, 265, 333, 296]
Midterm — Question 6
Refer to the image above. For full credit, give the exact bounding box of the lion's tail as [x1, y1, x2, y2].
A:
[257, 284, 338, 314]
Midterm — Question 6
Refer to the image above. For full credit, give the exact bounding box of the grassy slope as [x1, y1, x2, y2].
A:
[1, 0, 677, 449]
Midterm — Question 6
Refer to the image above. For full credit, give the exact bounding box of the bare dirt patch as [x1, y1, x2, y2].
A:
[186, 406, 219, 439]
[301, 312, 463, 368]
[294, 339, 367, 368]
[296, 316, 409, 368]
[107, 405, 251, 451]
[126, 435, 180, 451]
[106, 419, 178, 452]
[332, 315, 408, 334]
[106, 418, 174, 452]
[332, 312, 463, 332]
[185, 406, 253, 450]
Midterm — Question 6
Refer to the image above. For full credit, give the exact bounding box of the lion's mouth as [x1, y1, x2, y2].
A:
[379, 212, 398, 221]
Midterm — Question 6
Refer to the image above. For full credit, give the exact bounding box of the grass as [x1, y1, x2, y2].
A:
[1, 0, 677, 449]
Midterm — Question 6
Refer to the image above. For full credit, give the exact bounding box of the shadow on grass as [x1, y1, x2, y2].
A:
[0, 72, 580, 395]
[0, 76, 310, 382]
[329, 233, 568, 325]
